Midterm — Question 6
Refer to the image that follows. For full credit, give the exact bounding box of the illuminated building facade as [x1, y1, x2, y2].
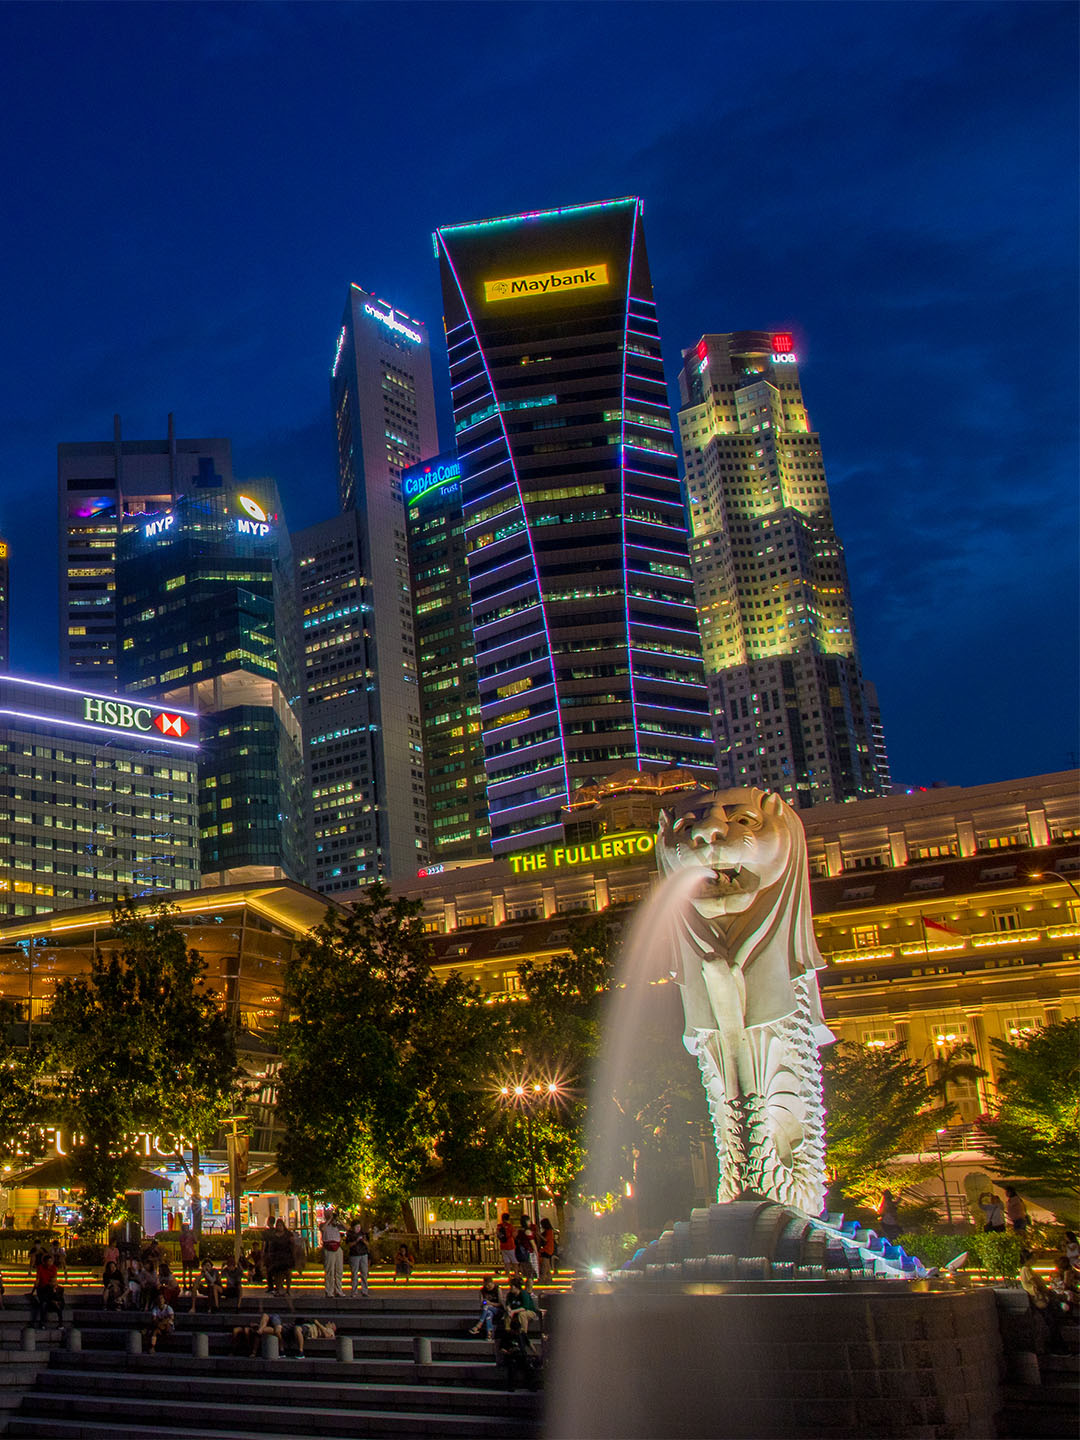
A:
[405, 772, 1079, 1125]
[678, 332, 887, 806]
[0, 532, 9, 670]
[58, 415, 233, 686]
[116, 488, 305, 886]
[435, 199, 715, 855]
[403, 452, 490, 863]
[0, 673, 199, 917]
[0, 879, 336, 1226]
[322, 286, 440, 882]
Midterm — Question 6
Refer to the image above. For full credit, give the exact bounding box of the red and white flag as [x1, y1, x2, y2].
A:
[922, 914, 963, 938]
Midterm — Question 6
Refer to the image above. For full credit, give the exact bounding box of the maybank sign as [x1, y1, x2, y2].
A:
[484, 263, 609, 303]
[507, 830, 654, 874]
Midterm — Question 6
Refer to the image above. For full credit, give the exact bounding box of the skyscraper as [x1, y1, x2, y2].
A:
[435, 198, 714, 855]
[116, 487, 306, 885]
[402, 451, 490, 864]
[58, 415, 233, 686]
[0, 533, 10, 671]
[678, 330, 887, 806]
[308, 286, 440, 884]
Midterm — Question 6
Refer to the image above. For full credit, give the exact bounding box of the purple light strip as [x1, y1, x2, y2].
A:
[619, 207, 643, 768]
[0, 707, 199, 749]
[0, 672, 197, 716]
[626, 373, 668, 387]
[437, 233, 570, 809]
[487, 761, 564, 789]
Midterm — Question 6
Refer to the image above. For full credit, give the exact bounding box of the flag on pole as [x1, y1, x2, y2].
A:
[921, 914, 963, 938]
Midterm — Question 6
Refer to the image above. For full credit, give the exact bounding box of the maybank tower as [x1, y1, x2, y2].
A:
[435, 199, 714, 856]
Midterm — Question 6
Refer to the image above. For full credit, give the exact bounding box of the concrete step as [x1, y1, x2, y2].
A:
[10, 1392, 540, 1438]
[53, 1328, 497, 1360]
[36, 1366, 537, 1414]
[68, 1307, 491, 1334]
[7, 1422, 538, 1440]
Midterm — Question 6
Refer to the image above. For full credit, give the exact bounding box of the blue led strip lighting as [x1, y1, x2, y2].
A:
[618, 203, 644, 766]
[436, 196, 637, 237]
[436, 231, 572, 814]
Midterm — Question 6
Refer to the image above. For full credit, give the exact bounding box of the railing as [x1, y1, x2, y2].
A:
[828, 922, 1080, 965]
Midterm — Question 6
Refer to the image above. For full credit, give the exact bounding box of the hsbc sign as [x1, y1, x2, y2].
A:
[82, 698, 194, 743]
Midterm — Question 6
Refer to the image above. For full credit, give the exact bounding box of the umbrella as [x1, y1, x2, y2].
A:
[3, 1156, 170, 1191]
[242, 1163, 296, 1194]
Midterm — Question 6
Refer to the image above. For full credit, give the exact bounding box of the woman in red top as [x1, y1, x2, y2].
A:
[538, 1218, 557, 1284]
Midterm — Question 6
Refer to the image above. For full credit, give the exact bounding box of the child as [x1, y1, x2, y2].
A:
[393, 1244, 414, 1283]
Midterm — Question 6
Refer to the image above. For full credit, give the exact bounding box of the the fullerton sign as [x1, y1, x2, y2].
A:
[484, 263, 609, 302]
[507, 830, 654, 874]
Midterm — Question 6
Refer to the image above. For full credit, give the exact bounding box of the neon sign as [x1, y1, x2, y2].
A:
[363, 303, 422, 344]
[83, 698, 190, 739]
[405, 460, 462, 505]
[144, 514, 175, 539]
[771, 353, 797, 364]
[771, 333, 794, 353]
[506, 830, 655, 874]
[238, 496, 268, 522]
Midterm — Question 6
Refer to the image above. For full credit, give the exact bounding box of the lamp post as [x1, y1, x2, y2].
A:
[1027, 868, 1080, 901]
[497, 1078, 561, 1226]
[934, 1128, 953, 1227]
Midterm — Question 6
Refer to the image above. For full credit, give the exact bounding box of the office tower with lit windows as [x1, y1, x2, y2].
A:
[402, 452, 490, 863]
[678, 330, 888, 806]
[58, 416, 233, 686]
[434, 198, 714, 855]
[0, 533, 9, 670]
[319, 286, 440, 883]
[116, 487, 306, 885]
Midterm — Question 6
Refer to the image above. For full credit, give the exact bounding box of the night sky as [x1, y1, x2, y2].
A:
[0, 1, 1075, 789]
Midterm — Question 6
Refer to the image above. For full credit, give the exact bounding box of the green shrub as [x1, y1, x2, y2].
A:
[66, 1242, 104, 1265]
[896, 1232, 965, 1268]
[966, 1229, 1023, 1279]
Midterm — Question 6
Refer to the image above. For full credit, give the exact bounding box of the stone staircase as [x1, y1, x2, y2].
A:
[0, 1294, 546, 1439]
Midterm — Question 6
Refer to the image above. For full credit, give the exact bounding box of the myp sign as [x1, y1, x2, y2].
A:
[403, 457, 462, 507]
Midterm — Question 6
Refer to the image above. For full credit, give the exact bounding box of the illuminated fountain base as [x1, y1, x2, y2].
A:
[547, 1201, 1002, 1440]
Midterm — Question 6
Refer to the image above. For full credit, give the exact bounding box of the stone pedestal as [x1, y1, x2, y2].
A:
[547, 1287, 1002, 1439]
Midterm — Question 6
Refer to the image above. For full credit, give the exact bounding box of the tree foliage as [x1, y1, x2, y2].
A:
[822, 1040, 946, 1207]
[47, 903, 241, 1225]
[0, 1004, 47, 1166]
[276, 887, 497, 1209]
[982, 1019, 1080, 1196]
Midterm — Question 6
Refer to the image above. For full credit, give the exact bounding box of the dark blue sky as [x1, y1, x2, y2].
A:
[0, 1, 1075, 787]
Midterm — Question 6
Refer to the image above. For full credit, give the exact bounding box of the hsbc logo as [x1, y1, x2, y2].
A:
[154, 712, 190, 738]
[82, 698, 194, 743]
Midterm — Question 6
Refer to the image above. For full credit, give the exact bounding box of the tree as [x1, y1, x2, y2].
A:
[822, 1040, 946, 1209]
[982, 1019, 1080, 1197]
[0, 1003, 47, 1167]
[276, 887, 496, 1214]
[47, 903, 241, 1231]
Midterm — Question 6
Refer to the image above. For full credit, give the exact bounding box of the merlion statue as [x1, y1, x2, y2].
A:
[657, 787, 832, 1215]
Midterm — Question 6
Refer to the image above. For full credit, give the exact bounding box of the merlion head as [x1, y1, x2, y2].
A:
[657, 787, 799, 919]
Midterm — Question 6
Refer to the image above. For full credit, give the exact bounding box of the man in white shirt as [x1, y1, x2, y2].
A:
[320, 1213, 345, 1297]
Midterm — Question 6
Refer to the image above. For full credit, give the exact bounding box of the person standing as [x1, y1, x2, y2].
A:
[346, 1219, 370, 1298]
[978, 1192, 1006, 1232]
[178, 1222, 197, 1292]
[515, 1216, 539, 1278]
[1019, 1249, 1067, 1353]
[320, 1212, 345, 1297]
[1003, 1186, 1029, 1233]
[876, 1190, 902, 1244]
[538, 1218, 557, 1284]
[496, 1212, 516, 1274]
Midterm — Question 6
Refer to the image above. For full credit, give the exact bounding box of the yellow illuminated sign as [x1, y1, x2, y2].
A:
[0, 542, 8, 558]
[484, 263, 609, 303]
[507, 830, 654, 874]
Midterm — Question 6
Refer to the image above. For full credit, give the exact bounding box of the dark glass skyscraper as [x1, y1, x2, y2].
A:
[402, 451, 489, 863]
[435, 198, 714, 854]
[116, 487, 306, 884]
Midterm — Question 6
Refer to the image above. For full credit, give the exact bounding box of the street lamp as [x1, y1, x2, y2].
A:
[934, 1127, 953, 1227]
[1026, 869, 1080, 901]
[496, 1076, 562, 1226]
